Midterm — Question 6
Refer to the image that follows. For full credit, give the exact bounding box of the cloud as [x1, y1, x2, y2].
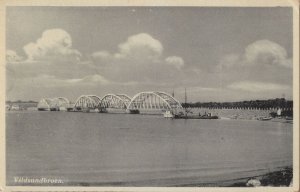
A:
[19, 74, 110, 88]
[79, 74, 109, 84]
[217, 40, 292, 70]
[228, 81, 290, 92]
[6, 50, 23, 62]
[244, 40, 291, 68]
[23, 28, 81, 61]
[91, 33, 185, 84]
[92, 51, 112, 62]
[165, 56, 184, 69]
[9, 32, 186, 90]
[115, 33, 163, 60]
[213, 39, 293, 94]
[6, 59, 98, 80]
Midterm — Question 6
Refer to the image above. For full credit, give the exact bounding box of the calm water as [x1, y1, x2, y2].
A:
[6, 111, 292, 186]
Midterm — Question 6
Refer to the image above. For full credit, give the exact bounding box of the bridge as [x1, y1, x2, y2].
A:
[127, 91, 182, 113]
[37, 97, 73, 111]
[37, 98, 53, 111]
[38, 91, 183, 114]
[99, 94, 131, 113]
[74, 95, 101, 111]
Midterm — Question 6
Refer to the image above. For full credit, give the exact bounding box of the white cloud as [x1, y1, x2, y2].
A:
[58, 74, 109, 85]
[23, 28, 81, 61]
[228, 81, 290, 92]
[80, 74, 109, 84]
[92, 51, 112, 61]
[245, 40, 291, 68]
[165, 56, 184, 69]
[6, 50, 23, 62]
[217, 40, 292, 70]
[11, 32, 185, 89]
[91, 33, 185, 83]
[116, 33, 163, 60]
[213, 40, 292, 95]
[18, 74, 110, 88]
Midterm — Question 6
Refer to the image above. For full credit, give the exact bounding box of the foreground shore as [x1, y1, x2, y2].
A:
[177, 167, 293, 187]
[229, 167, 292, 187]
[61, 167, 296, 187]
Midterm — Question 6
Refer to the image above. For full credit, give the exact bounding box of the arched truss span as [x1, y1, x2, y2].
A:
[50, 97, 70, 108]
[127, 91, 182, 110]
[74, 95, 101, 110]
[100, 94, 131, 109]
[116, 94, 131, 107]
[37, 98, 53, 109]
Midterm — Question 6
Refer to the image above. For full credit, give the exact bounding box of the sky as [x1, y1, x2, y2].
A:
[6, 7, 293, 102]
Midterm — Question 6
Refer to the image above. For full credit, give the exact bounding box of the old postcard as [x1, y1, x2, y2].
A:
[0, 0, 299, 192]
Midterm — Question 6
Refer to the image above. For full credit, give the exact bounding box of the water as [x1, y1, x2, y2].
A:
[6, 111, 292, 186]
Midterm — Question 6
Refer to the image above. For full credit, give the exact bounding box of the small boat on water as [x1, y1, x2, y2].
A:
[163, 110, 219, 119]
[163, 110, 174, 118]
[260, 116, 273, 121]
[129, 109, 140, 114]
[163, 88, 219, 119]
[174, 113, 219, 119]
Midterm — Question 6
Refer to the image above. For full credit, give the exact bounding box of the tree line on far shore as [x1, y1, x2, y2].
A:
[6, 100, 37, 104]
[182, 98, 293, 110]
[7, 98, 293, 110]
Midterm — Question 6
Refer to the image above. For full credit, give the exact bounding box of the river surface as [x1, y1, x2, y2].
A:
[6, 111, 293, 186]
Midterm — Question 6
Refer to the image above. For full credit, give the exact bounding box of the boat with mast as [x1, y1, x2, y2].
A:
[163, 89, 177, 118]
[173, 88, 219, 119]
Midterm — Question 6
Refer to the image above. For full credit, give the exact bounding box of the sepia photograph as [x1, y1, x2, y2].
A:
[1, 0, 299, 191]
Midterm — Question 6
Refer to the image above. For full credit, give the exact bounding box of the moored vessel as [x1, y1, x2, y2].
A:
[174, 112, 219, 119]
[259, 116, 273, 121]
[164, 88, 219, 119]
[163, 110, 174, 118]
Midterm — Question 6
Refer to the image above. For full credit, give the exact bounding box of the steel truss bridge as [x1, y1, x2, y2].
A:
[127, 92, 182, 111]
[37, 97, 72, 111]
[39, 91, 182, 113]
[74, 95, 102, 111]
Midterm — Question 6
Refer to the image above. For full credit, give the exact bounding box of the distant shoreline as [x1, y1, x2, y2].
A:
[5, 97, 294, 110]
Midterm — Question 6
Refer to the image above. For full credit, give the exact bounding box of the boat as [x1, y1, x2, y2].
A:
[172, 88, 219, 120]
[259, 116, 273, 121]
[174, 113, 219, 119]
[129, 109, 140, 114]
[198, 115, 219, 119]
[163, 110, 174, 118]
